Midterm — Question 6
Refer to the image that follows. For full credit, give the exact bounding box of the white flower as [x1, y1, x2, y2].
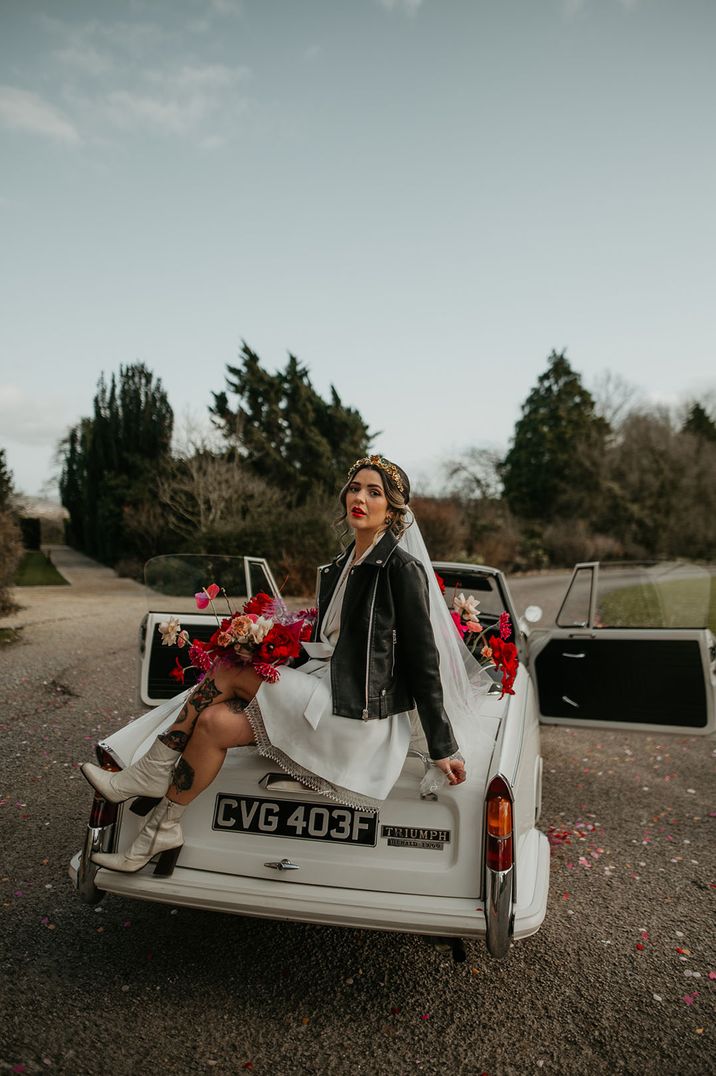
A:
[453, 593, 480, 619]
[249, 615, 273, 643]
[158, 616, 182, 646]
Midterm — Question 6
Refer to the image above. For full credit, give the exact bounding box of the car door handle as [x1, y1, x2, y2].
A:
[562, 652, 586, 659]
[265, 859, 300, 871]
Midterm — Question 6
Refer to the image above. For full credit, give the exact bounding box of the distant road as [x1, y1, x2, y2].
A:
[506, 570, 572, 627]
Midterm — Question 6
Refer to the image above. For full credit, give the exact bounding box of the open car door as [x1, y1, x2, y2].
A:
[528, 561, 716, 735]
[139, 554, 282, 706]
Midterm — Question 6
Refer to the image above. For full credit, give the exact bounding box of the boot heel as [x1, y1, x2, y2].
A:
[130, 796, 161, 816]
[153, 844, 182, 877]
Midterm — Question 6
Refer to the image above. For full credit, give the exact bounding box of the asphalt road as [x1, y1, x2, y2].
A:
[0, 549, 713, 1076]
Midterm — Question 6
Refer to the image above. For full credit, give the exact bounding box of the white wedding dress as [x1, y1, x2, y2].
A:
[241, 534, 412, 811]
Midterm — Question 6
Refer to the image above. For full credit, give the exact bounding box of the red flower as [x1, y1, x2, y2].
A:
[244, 592, 275, 616]
[300, 619, 314, 642]
[434, 572, 446, 593]
[169, 657, 186, 684]
[490, 637, 519, 698]
[188, 640, 214, 673]
[450, 610, 467, 639]
[255, 623, 302, 665]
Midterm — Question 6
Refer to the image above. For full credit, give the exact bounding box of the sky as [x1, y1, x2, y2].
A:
[1, 0, 714, 497]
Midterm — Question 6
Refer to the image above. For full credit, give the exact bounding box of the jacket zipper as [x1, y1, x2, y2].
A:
[362, 574, 380, 719]
[391, 629, 397, 677]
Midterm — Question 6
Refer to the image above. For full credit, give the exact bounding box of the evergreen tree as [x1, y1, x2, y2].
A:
[211, 342, 372, 502]
[0, 449, 14, 511]
[58, 364, 173, 563]
[501, 350, 609, 521]
[682, 402, 716, 443]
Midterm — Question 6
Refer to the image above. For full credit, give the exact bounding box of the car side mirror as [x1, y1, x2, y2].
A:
[524, 605, 543, 624]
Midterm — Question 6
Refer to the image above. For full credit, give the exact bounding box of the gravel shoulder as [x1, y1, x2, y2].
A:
[0, 550, 713, 1076]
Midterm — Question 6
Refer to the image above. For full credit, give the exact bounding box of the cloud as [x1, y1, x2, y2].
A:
[0, 386, 75, 448]
[377, 0, 424, 13]
[146, 62, 250, 91]
[562, 0, 640, 15]
[54, 43, 113, 76]
[207, 0, 244, 17]
[98, 63, 249, 137]
[0, 85, 80, 143]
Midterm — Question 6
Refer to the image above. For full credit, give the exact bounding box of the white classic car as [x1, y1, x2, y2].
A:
[68, 556, 715, 959]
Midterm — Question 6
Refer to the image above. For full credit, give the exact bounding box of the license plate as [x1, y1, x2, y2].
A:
[212, 794, 377, 846]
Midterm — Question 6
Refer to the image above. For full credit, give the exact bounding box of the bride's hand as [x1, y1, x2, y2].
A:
[434, 757, 466, 785]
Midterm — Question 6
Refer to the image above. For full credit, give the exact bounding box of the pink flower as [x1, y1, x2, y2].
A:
[176, 630, 190, 648]
[254, 662, 280, 683]
[464, 620, 483, 633]
[195, 582, 221, 609]
[481, 645, 493, 659]
[450, 611, 467, 639]
[499, 612, 512, 640]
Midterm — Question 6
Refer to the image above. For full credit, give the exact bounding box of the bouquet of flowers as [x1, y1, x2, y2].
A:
[435, 572, 519, 698]
[158, 583, 317, 686]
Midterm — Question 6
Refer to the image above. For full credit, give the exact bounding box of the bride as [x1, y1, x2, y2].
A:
[82, 454, 475, 875]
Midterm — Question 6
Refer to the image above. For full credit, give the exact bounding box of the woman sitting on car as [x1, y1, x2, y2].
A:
[82, 455, 474, 875]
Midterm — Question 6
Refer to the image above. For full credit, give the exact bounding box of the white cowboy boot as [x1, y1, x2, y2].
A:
[81, 739, 180, 804]
[92, 797, 185, 875]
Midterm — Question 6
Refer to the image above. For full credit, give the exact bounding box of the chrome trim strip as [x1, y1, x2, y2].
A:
[485, 866, 514, 959]
[77, 824, 114, 905]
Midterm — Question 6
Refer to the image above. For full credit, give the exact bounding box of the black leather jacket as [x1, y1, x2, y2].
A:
[297, 528, 458, 761]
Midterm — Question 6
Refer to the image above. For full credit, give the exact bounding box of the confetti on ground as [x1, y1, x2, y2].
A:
[420, 1013, 430, 1021]
[682, 993, 699, 1006]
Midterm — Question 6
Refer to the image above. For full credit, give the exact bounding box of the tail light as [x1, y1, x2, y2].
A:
[485, 774, 513, 872]
[88, 746, 121, 828]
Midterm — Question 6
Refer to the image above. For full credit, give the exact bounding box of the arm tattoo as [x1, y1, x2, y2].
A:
[158, 730, 189, 752]
[172, 757, 195, 793]
[174, 677, 221, 725]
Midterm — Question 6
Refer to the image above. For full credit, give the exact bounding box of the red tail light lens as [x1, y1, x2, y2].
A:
[88, 747, 120, 828]
[485, 774, 513, 872]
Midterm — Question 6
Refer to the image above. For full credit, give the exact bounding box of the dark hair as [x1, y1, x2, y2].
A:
[335, 456, 412, 541]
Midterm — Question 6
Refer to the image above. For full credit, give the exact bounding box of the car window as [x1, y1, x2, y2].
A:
[594, 562, 715, 630]
[144, 554, 249, 614]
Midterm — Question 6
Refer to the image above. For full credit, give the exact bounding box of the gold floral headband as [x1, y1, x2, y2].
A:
[347, 454, 406, 496]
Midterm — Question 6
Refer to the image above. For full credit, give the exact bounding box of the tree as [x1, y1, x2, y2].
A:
[0, 449, 14, 512]
[682, 402, 716, 443]
[501, 350, 609, 521]
[211, 343, 373, 502]
[59, 363, 174, 563]
[0, 451, 22, 615]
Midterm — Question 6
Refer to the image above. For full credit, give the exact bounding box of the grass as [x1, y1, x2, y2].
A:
[0, 627, 23, 647]
[14, 550, 68, 587]
[599, 575, 716, 632]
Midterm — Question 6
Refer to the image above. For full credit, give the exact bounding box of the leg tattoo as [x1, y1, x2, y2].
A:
[158, 730, 190, 752]
[172, 757, 195, 793]
[174, 678, 222, 725]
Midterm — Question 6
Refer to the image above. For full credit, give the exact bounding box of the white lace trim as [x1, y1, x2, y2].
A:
[240, 696, 383, 814]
